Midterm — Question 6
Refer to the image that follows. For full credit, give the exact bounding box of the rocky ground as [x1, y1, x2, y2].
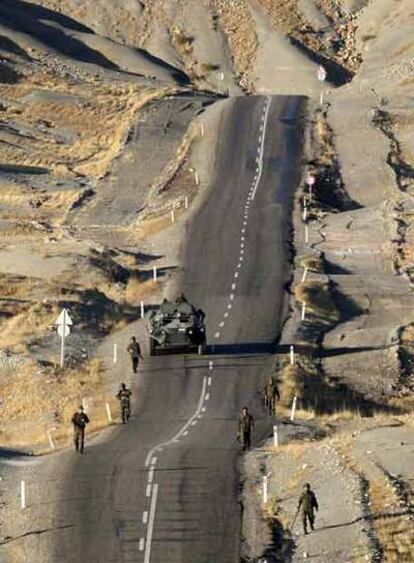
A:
[0, 0, 413, 561]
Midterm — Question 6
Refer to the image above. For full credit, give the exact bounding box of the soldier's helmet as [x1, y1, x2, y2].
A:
[121, 383, 126, 389]
[79, 405, 84, 411]
[304, 483, 311, 490]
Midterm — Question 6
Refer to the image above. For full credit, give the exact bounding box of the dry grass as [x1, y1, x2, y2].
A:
[0, 300, 58, 352]
[279, 364, 305, 406]
[211, 0, 258, 90]
[0, 357, 119, 449]
[0, 72, 172, 182]
[124, 278, 158, 304]
[295, 280, 340, 321]
[299, 254, 324, 273]
[369, 477, 414, 561]
[170, 27, 194, 56]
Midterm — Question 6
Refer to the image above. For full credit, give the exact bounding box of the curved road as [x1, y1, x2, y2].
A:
[52, 95, 305, 563]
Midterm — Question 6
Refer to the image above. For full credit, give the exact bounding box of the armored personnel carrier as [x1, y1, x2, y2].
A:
[148, 294, 207, 355]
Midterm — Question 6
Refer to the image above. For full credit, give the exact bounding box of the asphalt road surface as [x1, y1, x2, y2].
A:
[52, 95, 305, 563]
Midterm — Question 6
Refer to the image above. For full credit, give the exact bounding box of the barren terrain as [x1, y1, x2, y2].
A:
[1, 0, 414, 561]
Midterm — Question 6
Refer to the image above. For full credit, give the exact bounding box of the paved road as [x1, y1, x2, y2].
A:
[50, 95, 305, 563]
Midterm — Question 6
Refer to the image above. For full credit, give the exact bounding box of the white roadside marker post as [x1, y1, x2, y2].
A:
[305, 225, 309, 244]
[113, 343, 117, 364]
[290, 395, 297, 422]
[195, 172, 200, 186]
[184, 196, 189, 209]
[153, 266, 157, 282]
[290, 345, 295, 366]
[171, 209, 175, 223]
[317, 65, 327, 107]
[301, 302, 306, 321]
[140, 301, 145, 319]
[200, 123, 204, 137]
[262, 472, 271, 504]
[273, 425, 279, 448]
[55, 308, 73, 368]
[303, 203, 308, 222]
[106, 402, 112, 423]
[20, 480, 26, 509]
[306, 174, 315, 200]
[47, 428, 56, 450]
[301, 267, 308, 283]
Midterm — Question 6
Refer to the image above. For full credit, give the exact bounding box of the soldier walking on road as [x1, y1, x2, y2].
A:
[127, 336, 143, 374]
[116, 383, 132, 424]
[263, 376, 280, 416]
[238, 406, 254, 451]
[298, 483, 319, 534]
[71, 405, 90, 454]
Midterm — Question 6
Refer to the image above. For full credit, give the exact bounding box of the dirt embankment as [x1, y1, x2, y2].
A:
[241, 0, 414, 561]
[0, 0, 219, 454]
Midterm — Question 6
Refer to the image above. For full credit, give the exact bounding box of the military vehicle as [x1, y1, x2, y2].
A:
[148, 294, 207, 355]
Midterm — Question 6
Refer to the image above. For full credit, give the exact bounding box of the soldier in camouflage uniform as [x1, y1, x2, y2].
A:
[263, 376, 280, 416]
[298, 483, 319, 534]
[116, 383, 132, 424]
[238, 407, 254, 451]
[71, 405, 90, 454]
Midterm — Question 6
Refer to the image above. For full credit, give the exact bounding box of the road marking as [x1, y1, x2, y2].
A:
[224, 312, 229, 318]
[231, 283, 237, 290]
[219, 321, 225, 327]
[148, 466, 155, 484]
[240, 249, 244, 255]
[145, 377, 208, 466]
[191, 420, 198, 426]
[251, 96, 272, 200]
[143, 511, 149, 524]
[151, 457, 157, 465]
[240, 243, 244, 249]
[146, 484, 152, 497]
[227, 303, 232, 309]
[241, 236, 245, 241]
[230, 293, 235, 300]
[208, 376, 212, 385]
[214, 331, 220, 338]
[209, 360, 213, 370]
[139, 538, 145, 551]
[234, 272, 239, 278]
[144, 483, 158, 563]
[183, 430, 189, 436]
[241, 228, 245, 234]
[202, 407, 206, 412]
[205, 393, 210, 401]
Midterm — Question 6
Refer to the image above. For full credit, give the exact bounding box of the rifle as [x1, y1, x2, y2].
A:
[290, 506, 300, 532]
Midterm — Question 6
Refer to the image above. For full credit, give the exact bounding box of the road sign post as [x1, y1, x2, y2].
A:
[55, 308, 73, 368]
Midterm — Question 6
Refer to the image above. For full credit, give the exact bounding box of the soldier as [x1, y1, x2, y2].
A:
[71, 405, 90, 454]
[263, 376, 280, 416]
[127, 336, 143, 374]
[238, 406, 254, 451]
[298, 483, 319, 534]
[116, 383, 132, 424]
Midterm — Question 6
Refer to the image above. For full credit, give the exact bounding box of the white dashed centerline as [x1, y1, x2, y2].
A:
[144, 483, 158, 563]
[145, 376, 208, 466]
